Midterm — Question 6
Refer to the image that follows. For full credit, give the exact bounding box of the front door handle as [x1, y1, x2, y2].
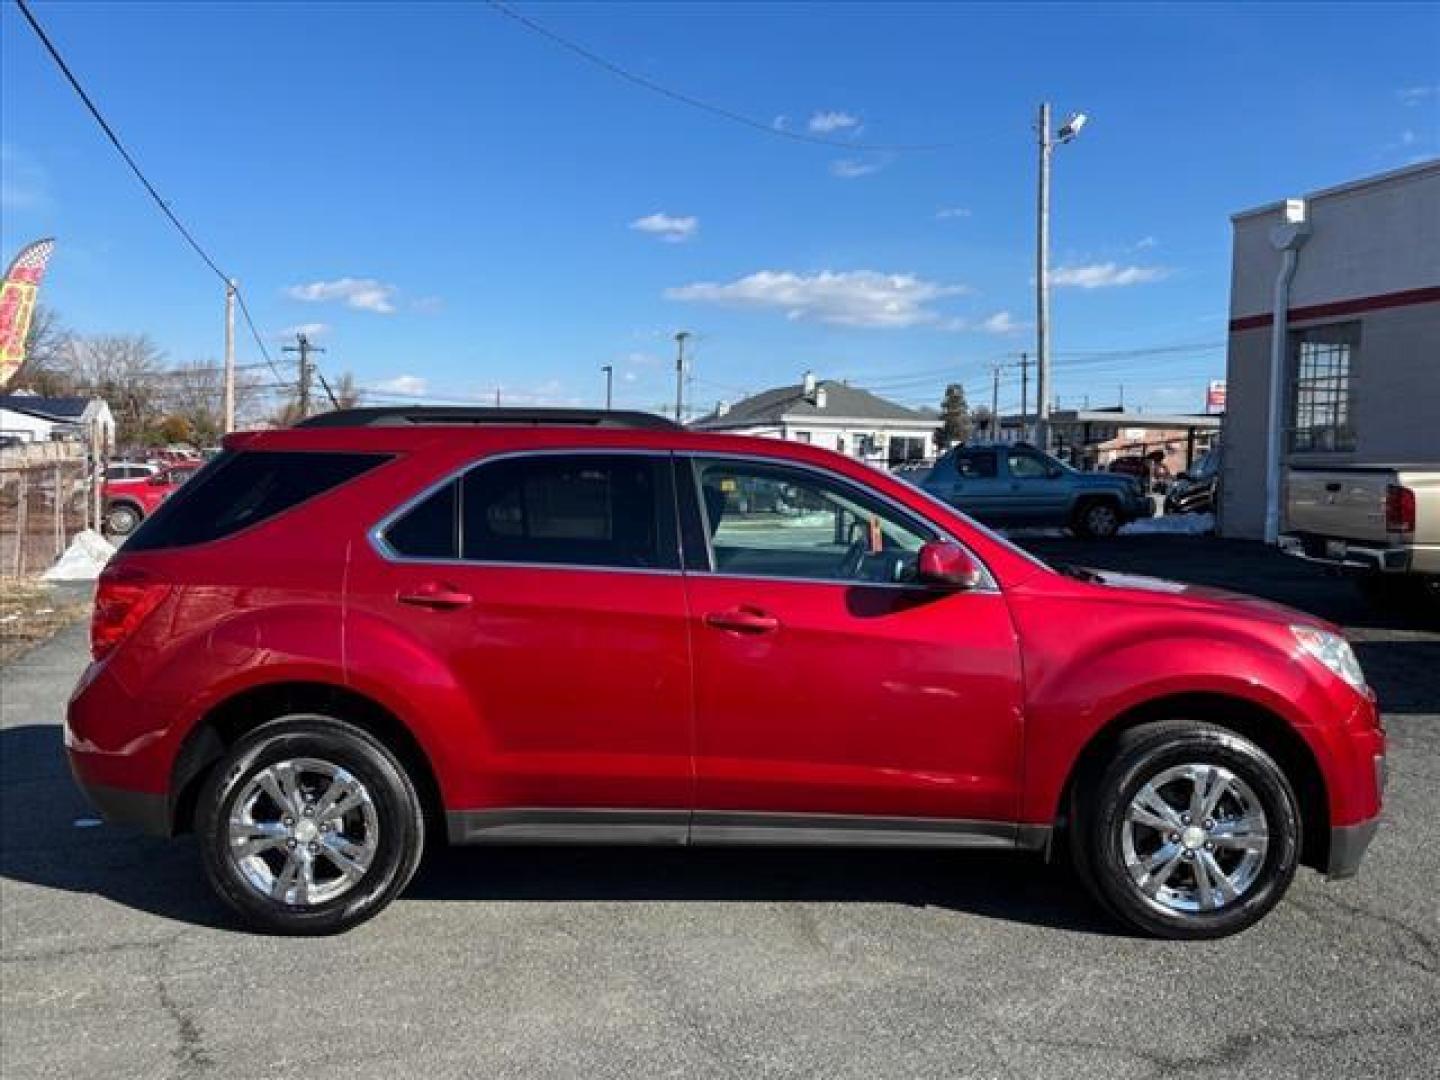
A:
[397, 582, 473, 610]
[704, 607, 780, 634]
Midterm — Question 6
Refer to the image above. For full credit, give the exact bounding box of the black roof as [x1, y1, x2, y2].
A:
[691, 380, 930, 429]
[0, 395, 92, 421]
[296, 407, 679, 430]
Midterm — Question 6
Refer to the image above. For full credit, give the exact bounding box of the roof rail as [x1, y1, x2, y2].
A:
[295, 407, 680, 431]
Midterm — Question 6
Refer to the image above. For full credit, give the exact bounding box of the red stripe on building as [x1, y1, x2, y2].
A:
[1229, 284, 1440, 333]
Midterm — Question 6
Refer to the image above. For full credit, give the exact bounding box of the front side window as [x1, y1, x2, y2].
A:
[1007, 450, 1052, 479]
[1291, 322, 1358, 452]
[691, 458, 932, 585]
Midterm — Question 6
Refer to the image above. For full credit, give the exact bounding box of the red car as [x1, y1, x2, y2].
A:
[68, 409, 1384, 937]
[102, 461, 202, 537]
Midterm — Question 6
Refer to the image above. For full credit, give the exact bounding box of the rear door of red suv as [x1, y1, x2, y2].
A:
[348, 448, 694, 835]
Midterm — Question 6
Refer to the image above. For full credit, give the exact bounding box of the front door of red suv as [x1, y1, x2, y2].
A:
[349, 451, 693, 828]
[679, 455, 1025, 836]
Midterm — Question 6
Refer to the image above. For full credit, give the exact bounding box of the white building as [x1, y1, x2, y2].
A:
[690, 372, 935, 467]
[1221, 160, 1440, 538]
[0, 394, 116, 450]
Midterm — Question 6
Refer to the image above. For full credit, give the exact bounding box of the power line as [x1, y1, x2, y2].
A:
[14, 0, 291, 390]
[484, 0, 958, 153]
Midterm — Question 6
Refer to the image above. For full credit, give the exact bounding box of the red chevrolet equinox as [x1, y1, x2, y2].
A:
[66, 409, 1385, 937]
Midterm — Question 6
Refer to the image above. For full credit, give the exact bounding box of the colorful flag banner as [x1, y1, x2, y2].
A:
[0, 237, 57, 391]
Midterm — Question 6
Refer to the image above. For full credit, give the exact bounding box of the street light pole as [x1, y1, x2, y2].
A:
[602, 364, 613, 410]
[1036, 102, 1052, 453]
[1035, 103, 1087, 454]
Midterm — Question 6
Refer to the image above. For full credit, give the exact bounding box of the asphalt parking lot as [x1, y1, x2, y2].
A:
[2, 539, 1436, 1080]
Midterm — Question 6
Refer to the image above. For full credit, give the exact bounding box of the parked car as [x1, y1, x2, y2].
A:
[1165, 449, 1222, 516]
[1281, 464, 1439, 610]
[68, 408, 1384, 937]
[104, 461, 160, 482]
[101, 461, 202, 536]
[918, 442, 1151, 537]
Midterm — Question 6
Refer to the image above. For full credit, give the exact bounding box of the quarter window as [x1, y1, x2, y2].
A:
[691, 458, 932, 585]
[1291, 322, 1358, 452]
[956, 450, 998, 479]
[384, 480, 458, 559]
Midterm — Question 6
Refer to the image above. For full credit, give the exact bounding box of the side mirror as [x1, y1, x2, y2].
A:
[917, 541, 985, 590]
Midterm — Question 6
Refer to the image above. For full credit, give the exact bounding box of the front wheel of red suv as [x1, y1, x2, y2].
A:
[1072, 721, 1301, 939]
[197, 715, 425, 935]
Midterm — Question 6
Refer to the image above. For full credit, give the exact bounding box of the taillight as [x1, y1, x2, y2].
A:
[1384, 484, 1415, 534]
[91, 564, 171, 660]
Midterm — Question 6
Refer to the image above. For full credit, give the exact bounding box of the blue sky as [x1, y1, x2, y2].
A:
[2, 1, 1437, 418]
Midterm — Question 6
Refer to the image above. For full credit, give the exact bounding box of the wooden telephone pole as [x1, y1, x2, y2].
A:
[282, 332, 326, 419]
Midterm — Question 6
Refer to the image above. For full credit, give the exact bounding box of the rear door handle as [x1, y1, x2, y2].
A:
[397, 583, 473, 610]
[704, 607, 780, 634]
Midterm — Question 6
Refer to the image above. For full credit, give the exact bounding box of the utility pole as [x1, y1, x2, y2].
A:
[282, 332, 325, 419]
[990, 361, 1002, 437]
[223, 279, 236, 433]
[494, 387, 501, 407]
[1119, 383, 1125, 410]
[602, 365, 614, 410]
[1017, 351, 1032, 440]
[674, 331, 691, 423]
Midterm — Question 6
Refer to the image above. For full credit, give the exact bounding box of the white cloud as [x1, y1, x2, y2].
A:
[278, 322, 330, 339]
[831, 155, 890, 179]
[809, 110, 860, 134]
[1, 144, 51, 212]
[1398, 85, 1439, 106]
[629, 211, 699, 243]
[286, 277, 398, 313]
[936, 207, 972, 220]
[980, 311, 1023, 334]
[772, 115, 789, 131]
[370, 374, 428, 396]
[665, 270, 969, 329]
[1052, 262, 1171, 289]
[1134, 235, 1159, 250]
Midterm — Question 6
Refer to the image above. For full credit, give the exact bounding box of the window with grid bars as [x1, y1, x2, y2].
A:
[1290, 322, 1359, 452]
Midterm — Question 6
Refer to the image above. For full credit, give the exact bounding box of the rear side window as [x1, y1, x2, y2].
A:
[125, 451, 389, 551]
[956, 451, 997, 479]
[379, 454, 678, 570]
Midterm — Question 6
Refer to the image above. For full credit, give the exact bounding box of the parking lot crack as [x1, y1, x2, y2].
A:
[154, 936, 215, 1079]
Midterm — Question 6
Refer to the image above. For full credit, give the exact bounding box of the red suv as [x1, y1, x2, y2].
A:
[67, 409, 1385, 937]
[102, 461, 203, 537]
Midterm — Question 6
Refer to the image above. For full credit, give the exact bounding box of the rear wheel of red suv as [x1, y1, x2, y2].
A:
[197, 715, 425, 934]
[1073, 721, 1301, 939]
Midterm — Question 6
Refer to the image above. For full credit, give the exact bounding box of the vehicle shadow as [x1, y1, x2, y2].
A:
[0, 722, 1118, 936]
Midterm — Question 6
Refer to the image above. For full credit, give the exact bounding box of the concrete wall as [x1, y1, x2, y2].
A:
[1221, 162, 1440, 539]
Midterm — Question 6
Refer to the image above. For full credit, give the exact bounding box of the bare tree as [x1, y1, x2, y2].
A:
[160, 359, 264, 444]
[66, 334, 166, 444]
[15, 305, 75, 395]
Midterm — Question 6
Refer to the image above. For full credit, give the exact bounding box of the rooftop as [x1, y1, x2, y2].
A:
[690, 378, 931, 429]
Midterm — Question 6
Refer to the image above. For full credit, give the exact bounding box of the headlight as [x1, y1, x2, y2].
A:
[1291, 625, 1366, 692]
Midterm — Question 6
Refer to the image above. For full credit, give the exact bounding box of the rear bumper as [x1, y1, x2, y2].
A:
[1279, 533, 1412, 574]
[69, 768, 171, 836]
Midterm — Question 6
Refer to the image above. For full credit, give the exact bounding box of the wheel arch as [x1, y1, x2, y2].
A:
[1054, 691, 1330, 871]
[169, 680, 445, 842]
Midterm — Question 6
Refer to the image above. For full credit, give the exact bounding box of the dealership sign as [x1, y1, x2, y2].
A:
[1205, 379, 1227, 414]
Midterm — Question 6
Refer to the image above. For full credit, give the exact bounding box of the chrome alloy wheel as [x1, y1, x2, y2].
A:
[1121, 763, 1270, 915]
[227, 758, 379, 906]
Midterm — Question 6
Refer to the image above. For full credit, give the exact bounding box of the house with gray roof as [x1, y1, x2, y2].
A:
[0, 394, 115, 449]
[690, 372, 934, 466]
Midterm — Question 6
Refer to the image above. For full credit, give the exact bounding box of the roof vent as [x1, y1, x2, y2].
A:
[815, 386, 827, 410]
[716, 399, 731, 417]
[802, 370, 817, 398]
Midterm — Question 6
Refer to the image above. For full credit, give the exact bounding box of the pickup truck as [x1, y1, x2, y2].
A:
[1281, 465, 1440, 608]
[916, 442, 1151, 537]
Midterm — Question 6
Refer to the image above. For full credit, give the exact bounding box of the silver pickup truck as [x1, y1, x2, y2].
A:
[1281, 465, 1440, 607]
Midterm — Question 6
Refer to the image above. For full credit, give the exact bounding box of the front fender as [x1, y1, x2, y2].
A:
[1010, 594, 1344, 824]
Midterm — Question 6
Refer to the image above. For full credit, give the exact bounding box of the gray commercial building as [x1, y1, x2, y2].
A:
[1221, 160, 1440, 538]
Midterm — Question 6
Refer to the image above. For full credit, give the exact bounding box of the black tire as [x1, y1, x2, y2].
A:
[105, 502, 142, 536]
[1072, 497, 1121, 539]
[197, 715, 425, 935]
[1072, 721, 1301, 939]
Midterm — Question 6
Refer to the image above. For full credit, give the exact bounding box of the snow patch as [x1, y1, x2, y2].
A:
[42, 530, 117, 581]
[1119, 512, 1216, 537]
